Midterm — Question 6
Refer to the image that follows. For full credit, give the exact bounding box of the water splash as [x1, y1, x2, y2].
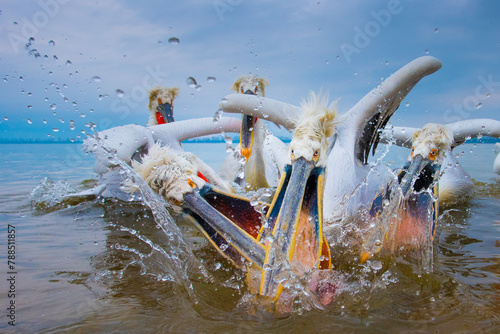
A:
[86, 134, 212, 301]
[30, 177, 77, 209]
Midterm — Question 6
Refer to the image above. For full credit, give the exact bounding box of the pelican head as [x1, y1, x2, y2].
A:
[232, 75, 269, 162]
[399, 123, 453, 197]
[260, 91, 337, 301]
[147, 87, 179, 126]
[129, 143, 206, 209]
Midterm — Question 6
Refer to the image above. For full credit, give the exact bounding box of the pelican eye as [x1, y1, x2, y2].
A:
[291, 149, 295, 159]
[428, 149, 438, 161]
[157, 98, 163, 105]
[411, 146, 415, 157]
[240, 87, 244, 94]
[254, 85, 259, 94]
[312, 149, 320, 161]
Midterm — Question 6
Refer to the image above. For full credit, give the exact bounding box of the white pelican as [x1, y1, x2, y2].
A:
[381, 118, 500, 202]
[220, 75, 288, 190]
[70, 117, 241, 200]
[147, 86, 179, 126]
[220, 56, 443, 222]
[495, 143, 500, 175]
[133, 94, 338, 310]
[359, 123, 454, 269]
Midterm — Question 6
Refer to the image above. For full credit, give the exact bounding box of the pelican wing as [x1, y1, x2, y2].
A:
[221, 94, 302, 131]
[149, 117, 242, 150]
[344, 56, 442, 164]
[83, 124, 155, 174]
[379, 127, 418, 149]
[446, 118, 500, 147]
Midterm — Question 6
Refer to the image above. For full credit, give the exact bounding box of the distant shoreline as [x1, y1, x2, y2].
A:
[0, 137, 498, 144]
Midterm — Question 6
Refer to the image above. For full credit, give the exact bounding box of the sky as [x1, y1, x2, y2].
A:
[0, 0, 499, 142]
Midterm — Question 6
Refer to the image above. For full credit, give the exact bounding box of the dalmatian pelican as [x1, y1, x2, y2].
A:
[360, 123, 454, 267]
[220, 75, 288, 190]
[381, 118, 500, 202]
[220, 56, 443, 222]
[147, 86, 179, 126]
[133, 93, 338, 310]
[68, 116, 241, 200]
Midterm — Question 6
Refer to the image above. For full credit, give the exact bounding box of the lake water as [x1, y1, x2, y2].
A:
[0, 142, 499, 333]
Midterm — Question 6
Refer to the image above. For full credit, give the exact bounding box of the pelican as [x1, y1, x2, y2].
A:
[68, 117, 241, 201]
[133, 93, 338, 310]
[220, 75, 288, 190]
[147, 86, 179, 126]
[381, 118, 500, 202]
[220, 56, 443, 222]
[360, 124, 454, 266]
[495, 143, 500, 175]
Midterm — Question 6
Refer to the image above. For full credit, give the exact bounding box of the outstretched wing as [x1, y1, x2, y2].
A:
[342, 56, 442, 164]
[446, 118, 500, 147]
[220, 94, 302, 131]
[381, 118, 500, 149]
[84, 117, 241, 174]
[150, 117, 241, 149]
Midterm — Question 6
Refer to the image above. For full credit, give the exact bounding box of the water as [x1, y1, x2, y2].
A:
[0, 142, 499, 332]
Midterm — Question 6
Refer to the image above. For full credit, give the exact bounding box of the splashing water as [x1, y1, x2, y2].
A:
[30, 177, 77, 209]
[86, 133, 213, 301]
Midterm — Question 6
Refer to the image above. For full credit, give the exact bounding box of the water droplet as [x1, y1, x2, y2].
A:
[91, 76, 101, 82]
[27, 119, 32, 124]
[58, 118, 64, 123]
[48, 40, 55, 46]
[424, 49, 429, 54]
[116, 89, 124, 98]
[65, 60, 72, 66]
[220, 97, 228, 104]
[207, 76, 216, 83]
[29, 49, 41, 58]
[385, 60, 389, 65]
[69, 120, 75, 130]
[72, 101, 77, 107]
[168, 37, 180, 45]
[186, 77, 197, 88]
[27, 92, 32, 97]
[195, 84, 202, 91]
[3, 117, 8, 121]
[27, 105, 32, 109]
[53, 55, 58, 60]
[475, 102, 482, 109]
[42, 119, 47, 124]
[434, 28, 439, 34]
[370, 260, 382, 271]
[52, 128, 59, 132]
[213, 109, 223, 123]
[50, 104, 56, 110]
[80, 113, 86, 118]
[405, 101, 410, 107]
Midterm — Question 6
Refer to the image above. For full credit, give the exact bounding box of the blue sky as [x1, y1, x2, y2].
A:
[0, 0, 499, 141]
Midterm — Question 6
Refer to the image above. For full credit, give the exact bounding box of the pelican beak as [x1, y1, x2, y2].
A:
[182, 184, 266, 269]
[240, 115, 255, 162]
[398, 154, 427, 197]
[240, 90, 257, 162]
[259, 158, 329, 300]
[156, 102, 174, 124]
